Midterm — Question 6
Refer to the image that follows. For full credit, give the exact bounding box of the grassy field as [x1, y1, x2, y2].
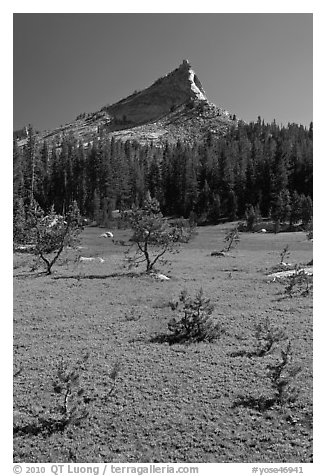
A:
[13, 224, 313, 463]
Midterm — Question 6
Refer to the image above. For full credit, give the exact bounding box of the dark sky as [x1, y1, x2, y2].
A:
[13, 13, 313, 131]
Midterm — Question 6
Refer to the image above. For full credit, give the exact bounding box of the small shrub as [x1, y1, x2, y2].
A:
[51, 352, 91, 429]
[268, 245, 295, 274]
[233, 341, 302, 411]
[166, 289, 224, 344]
[230, 317, 287, 358]
[266, 341, 302, 406]
[253, 317, 288, 357]
[284, 266, 313, 297]
[14, 352, 92, 437]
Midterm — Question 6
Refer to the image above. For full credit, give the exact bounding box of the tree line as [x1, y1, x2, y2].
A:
[13, 117, 313, 234]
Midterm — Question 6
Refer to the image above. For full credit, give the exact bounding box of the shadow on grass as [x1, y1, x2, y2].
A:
[14, 271, 48, 279]
[14, 416, 69, 437]
[52, 271, 142, 280]
[129, 332, 192, 346]
[149, 330, 223, 346]
[232, 395, 276, 412]
[14, 270, 142, 280]
[229, 349, 266, 358]
[149, 333, 182, 346]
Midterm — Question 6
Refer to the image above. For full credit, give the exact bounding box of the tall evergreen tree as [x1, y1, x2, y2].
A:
[13, 139, 25, 206]
[22, 125, 37, 206]
[227, 189, 238, 221]
[183, 155, 199, 217]
[290, 190, 302, 226]
[301, 195, 313, 228]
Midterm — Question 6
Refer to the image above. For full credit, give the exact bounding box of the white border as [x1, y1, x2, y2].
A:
[4, 3, 323, 474]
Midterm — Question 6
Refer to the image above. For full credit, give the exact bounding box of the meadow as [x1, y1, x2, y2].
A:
[13, 224, 313, 463]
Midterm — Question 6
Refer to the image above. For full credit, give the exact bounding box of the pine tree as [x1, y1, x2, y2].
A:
[279, 189, 291, 223]
[183, 156, 199, 217]
[13, 197, 26, 243]
[73, 143, 87, 215]
[271, 195, 282, 233]
[23, 124, 37, 206]
[290, 191, 302, 226]
[301, 195, 313, 228]
[245, 204, 257, 231]
[308, 122, 313, 140]
[227, 190, 238, 221]
[131, 158, 145, 208]
[13, 139, 25, 205]
[147, 155, 163, 204]
[197, 180, 211, 221]
[38, 141, 50, 210]
[208, 193, 221, 224]
[49, 145, 64, 213]
[271, 191, 290, 233]
[92, 189, 101, 224]
[124, 194, 184, 273]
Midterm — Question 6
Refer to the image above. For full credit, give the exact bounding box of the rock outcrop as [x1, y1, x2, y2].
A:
[105, 59, 208, 125]
[16, 60, 238, 147]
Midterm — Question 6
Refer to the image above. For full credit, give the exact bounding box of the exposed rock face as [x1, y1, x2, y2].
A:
[16, 60, 238, 147]
[106, 59, 208, 125]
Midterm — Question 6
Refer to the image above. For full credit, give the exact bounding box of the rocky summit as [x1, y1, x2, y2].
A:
[16, 60, 238, 147]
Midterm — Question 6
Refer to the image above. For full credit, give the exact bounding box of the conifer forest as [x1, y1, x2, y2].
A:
[13, 118, 313, 230]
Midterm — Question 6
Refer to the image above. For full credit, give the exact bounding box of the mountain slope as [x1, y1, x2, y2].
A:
[16, 60, 238, 147]
[106, 59, 207, 123]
